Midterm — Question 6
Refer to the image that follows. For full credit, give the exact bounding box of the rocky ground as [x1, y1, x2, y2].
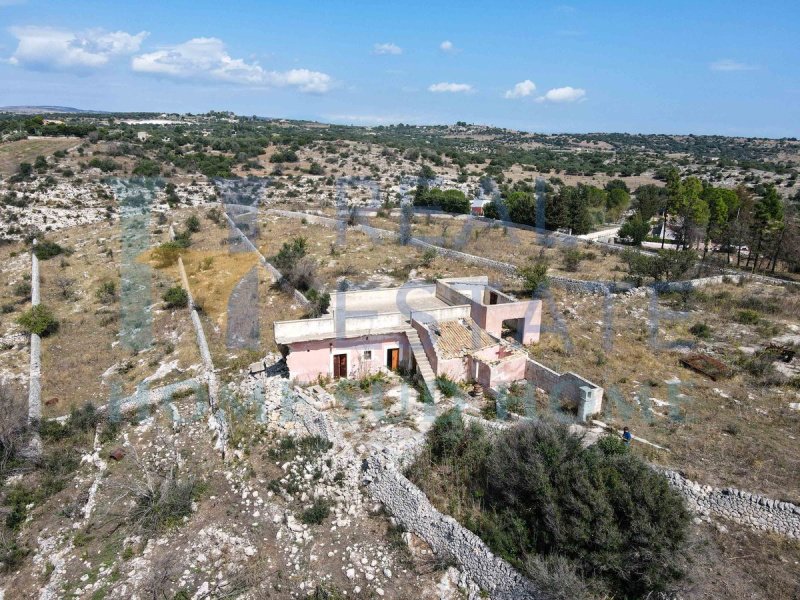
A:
[0, 360, 487, 599]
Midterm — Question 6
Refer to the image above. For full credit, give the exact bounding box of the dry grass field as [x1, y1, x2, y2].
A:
[150, 207, 307, 376]
[256, 213, 517, 292]
[365, 212, 627, 281]
[0, 136, 80, 176]
[530, 281, 800, 502]
[37, 220, 202, 417]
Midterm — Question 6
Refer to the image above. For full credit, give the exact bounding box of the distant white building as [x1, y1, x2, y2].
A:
[136, 131, 150, 142]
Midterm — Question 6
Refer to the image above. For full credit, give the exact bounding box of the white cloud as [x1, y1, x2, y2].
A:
[439, 40, 457, 53]
[428, 82, 473, 93]
[373, 42, 402, 55]
[710, 59, 756, 72]
[267, 68, 332, 93]
[536, 86, 586, 103]
[504, 79, 536, 99]
[8, 26, 147, 70]
[132, 37, 332, 92]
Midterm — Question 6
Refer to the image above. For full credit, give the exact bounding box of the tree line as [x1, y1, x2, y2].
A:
[482, 179, 631, 235]
[616, 168, 797, 275]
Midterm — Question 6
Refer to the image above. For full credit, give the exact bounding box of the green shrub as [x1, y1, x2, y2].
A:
[272, 237, 308, 272]
[33, 240, 64, 260]
[95, 281, 117, 304]
[309, 584, 346, 600]
[17, 304, 59, 336]
[413, 187, 470, 214]
[689, 322, 711, 339]
[436, 375, 461, 398]
[128, 472, 196, 532]
[12, 281, 31, 297]
[306, 288, 330, 318]
[162, 286, 189, 309]
[421, 248, 437, 267]
[270, 149, 299, 163]
[88, 157, 119, 173]
[299, 498, 330, 525]
[0, 535, 29, 572]
[561, 247, 583, 272]
[173, 230, 192, 248]
[736, 309, 761, 325]
[518, 261, 549, 295]
[185, 215, 201, 233]
[132, 159, 160, 177]
[67, 402, 102, 433]
[358, 371, 388, 392]
[411, 412, 690, 598]
[152, 242, 183, 268]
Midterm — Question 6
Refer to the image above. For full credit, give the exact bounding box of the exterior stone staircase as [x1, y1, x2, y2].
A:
[405, 327, 440, 403]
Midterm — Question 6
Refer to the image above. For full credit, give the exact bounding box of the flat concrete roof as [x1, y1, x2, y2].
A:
[329, 285, 449, 316]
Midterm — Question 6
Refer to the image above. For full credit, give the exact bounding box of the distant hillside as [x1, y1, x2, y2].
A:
[0, 105, 105, 115]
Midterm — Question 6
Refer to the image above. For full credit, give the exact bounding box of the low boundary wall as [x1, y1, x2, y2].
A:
[661, 470, 800, 539]
[28, 246, 41, 422]
[27, 244, 42, 455]
[268, 209, 798, 294]
[170, 225, 226, 454]
[363, 452, 542, 600]
[267, 209, 620, 294]
[525, 359, 603, 422]
[223, 208, 311, 309]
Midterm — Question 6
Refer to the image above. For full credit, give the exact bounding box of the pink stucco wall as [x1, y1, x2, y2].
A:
[286, 333, 410, 383]
[474, 354, 528, 388]
[477, 301, 542, 345]
[436, 356, 471, 382]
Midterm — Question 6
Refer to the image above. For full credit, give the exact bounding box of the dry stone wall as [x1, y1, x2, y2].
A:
[170, 225, 225, 453]
[27, 247, 43, 456]
[459, 416, 800, 540]
[279, 382, 542, 599]
[269, 209, 799, 295]
[363, 451, 543, 600]
[661, 469, 800, 539]
[267, 209, 617, 294]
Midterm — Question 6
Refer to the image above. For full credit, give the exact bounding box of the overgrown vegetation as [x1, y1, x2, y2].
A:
[518, 261, 549, 295]
[32, 239, 65, 260]
[162, 286, 189, 309]
[16, 304, 59, 336]
[413, 185, 470, 214]
[124, 465, 198, 533]
[408, 411, 691, 598]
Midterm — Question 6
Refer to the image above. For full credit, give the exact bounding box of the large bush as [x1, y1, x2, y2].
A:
[33, 240, 65, 260]
[132, 158, 161, 177]
[410, 411, 690, 598]
[413, 187, 470, 214]
[17, 304, 59, 336]
[518, 261, 549, 295]
[162, 286, 189, 309]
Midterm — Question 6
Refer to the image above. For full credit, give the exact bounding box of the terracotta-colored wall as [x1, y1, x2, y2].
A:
[286, 333, 410, 383]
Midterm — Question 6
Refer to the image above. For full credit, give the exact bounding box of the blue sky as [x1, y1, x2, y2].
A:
[1, 0, 798, 137]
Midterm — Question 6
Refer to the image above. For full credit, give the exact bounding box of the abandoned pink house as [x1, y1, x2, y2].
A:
[273, 276, 603, 421]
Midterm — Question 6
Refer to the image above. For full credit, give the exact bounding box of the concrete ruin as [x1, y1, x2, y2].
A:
[274, 277, 603, 420]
